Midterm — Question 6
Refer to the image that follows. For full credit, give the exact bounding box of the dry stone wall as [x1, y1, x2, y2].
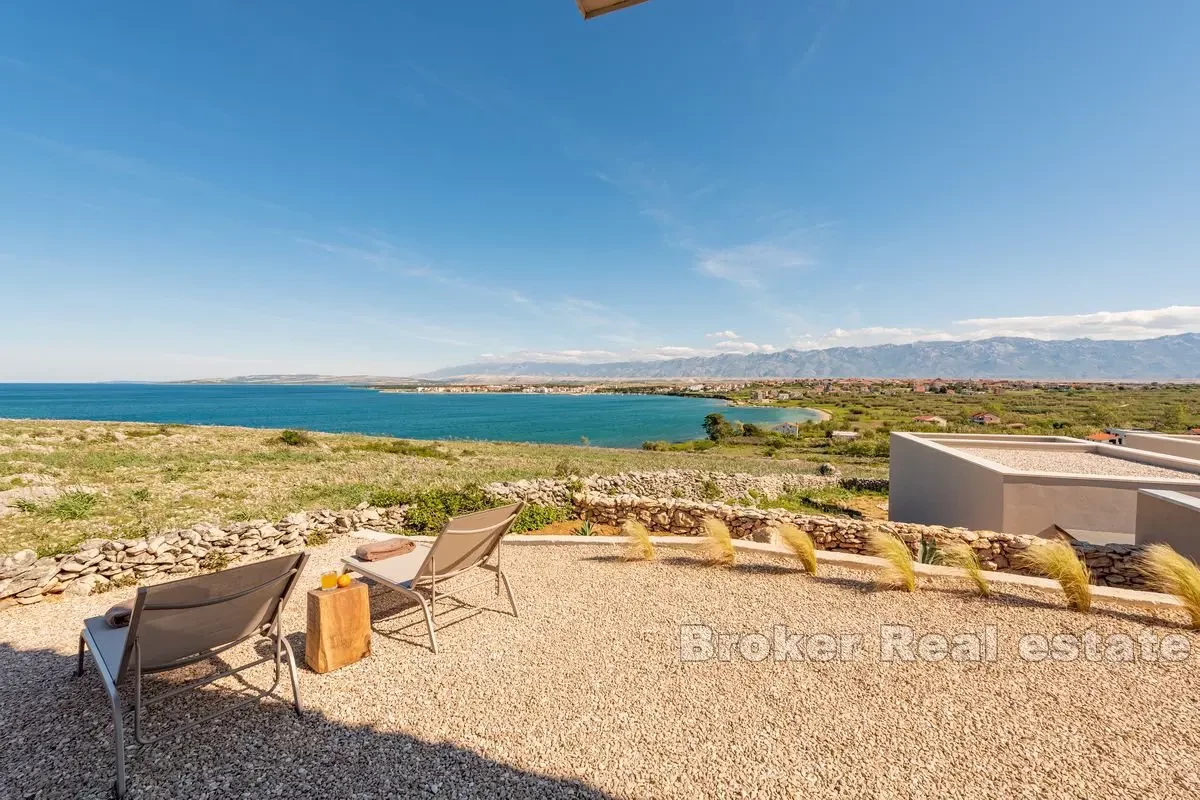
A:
[575, 493, 1147, 588]
[482, 469, 860, 507]
[0, 504, 406, 606]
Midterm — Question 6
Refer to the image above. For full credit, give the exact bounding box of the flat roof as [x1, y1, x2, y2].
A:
[955, 447, 1200, 480]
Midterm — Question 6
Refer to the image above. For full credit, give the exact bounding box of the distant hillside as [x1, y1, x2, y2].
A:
[422, 334, 1200, 381]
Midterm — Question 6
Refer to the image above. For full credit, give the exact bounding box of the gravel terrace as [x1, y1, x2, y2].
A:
[2, 543, 1199, 799]
[956, 447, 1200, 479]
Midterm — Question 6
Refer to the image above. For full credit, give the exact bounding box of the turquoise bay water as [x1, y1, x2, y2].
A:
[0, 384, 819, 448]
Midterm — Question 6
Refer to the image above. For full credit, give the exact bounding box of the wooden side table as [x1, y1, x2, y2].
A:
[305, 580, 371, 673]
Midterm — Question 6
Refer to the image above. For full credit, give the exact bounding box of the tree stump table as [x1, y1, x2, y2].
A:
[305, 580, 371, 673]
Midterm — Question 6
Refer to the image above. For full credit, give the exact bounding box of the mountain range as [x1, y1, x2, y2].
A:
[420, 334, 1200, 381]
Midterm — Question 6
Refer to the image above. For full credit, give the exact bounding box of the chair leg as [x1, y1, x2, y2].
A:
[419, 598, 439, 655]
[279, 637, 303, 717]
[77, 634, 86, 677]
[110, 692, 127, 799]
[500, 571, 519, 619]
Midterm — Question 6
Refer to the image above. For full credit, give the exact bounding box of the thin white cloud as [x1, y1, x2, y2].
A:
[478, 349, 619, 364]
[294, 236, 433, 278]
[713, 340, 779, 354]
[790, 0, 848, 78]
[705, 330, 740, 339]
[474, 340, 784, 364]
[593, 160, 822, 290]
[695, 242, 814, 288]
[792, 306, 1200, 350]
[646, 346, 706, 359]
[294, 229, 535, 309]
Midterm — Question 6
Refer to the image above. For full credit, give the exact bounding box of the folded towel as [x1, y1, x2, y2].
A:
[354, 537, 416, 562]
[104, 599, 135, 628]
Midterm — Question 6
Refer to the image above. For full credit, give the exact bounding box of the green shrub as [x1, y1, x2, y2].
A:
[356, 438, 454, 460]
[554, 460, 582, 478]
[122, 427, 162, 438]
[367, 487, 411, 508]
[642, 439, 714, 453]
[304, 530, 330, 548]
[403, 485, 491, 532]
[277, 429, 314, 447]
[200, 551, 233, 572]
[292, 482, 372, 509]
[130, 487, 152, 503]
[44, 491, 99, 521]
[918, 536, 941, 564]
[699, 479, 722, 501]
[511, 504, 571, 534]
[12, 498, 39, 513]
[97, 573, 139, 593]
[703, 413, 736, 442]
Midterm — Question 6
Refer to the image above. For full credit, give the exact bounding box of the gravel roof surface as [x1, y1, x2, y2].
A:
[956, 447, 1200, 479]
[2, 542, 1199, 799]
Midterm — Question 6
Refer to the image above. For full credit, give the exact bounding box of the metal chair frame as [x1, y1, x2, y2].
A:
[76, 553, 308, 798]
[343, 506, 522, 654]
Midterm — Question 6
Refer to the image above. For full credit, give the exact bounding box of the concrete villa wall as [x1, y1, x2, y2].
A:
[1136, 489, 1200, 561]
[888, 432, 1005, 531]
[890, 432, 1200, 538]
[1122, 432, 1200, 462]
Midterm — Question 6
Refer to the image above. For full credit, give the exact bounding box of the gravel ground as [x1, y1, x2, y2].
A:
[956, 447, 1200, 479]
[2, 542, 1199, 799]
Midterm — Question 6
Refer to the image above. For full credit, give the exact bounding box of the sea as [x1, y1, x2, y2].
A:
[0, 384, 820, 449]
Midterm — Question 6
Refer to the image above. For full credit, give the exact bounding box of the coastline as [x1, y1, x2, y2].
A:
[725, 400, 832, 424]
[0, 386, 812, 449]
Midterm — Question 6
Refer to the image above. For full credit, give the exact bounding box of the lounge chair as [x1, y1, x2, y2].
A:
[76, 552, 309, 798]
[340, 502, 523, 654]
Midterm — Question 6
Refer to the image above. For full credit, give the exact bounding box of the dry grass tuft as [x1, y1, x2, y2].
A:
[776, 523, 817, 575]
[621, 519, 655, 561]
[940, 542, 991, 597]
[702, 517, 736, 566]
[869, 531, 915, 592]
[1140, 544, 1200, 629]
[1020, 540, 1091, 612]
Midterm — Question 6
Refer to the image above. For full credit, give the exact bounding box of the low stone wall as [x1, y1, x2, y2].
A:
[0, 503, 406, 606]
[483, 469, 878, 507]
[576, 493, 1147, 588]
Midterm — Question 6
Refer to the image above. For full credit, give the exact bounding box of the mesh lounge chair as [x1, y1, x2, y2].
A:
[76, 552, 309, 799]
[341, 502, 523, 654]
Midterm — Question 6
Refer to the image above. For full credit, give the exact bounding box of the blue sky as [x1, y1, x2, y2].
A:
[1, 0, 1198, 381]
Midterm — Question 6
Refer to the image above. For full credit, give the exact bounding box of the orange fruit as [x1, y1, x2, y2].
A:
[336, 573, 352, 588]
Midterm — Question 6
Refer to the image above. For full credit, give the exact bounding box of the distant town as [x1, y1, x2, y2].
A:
[375, 378, 1181, 401]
